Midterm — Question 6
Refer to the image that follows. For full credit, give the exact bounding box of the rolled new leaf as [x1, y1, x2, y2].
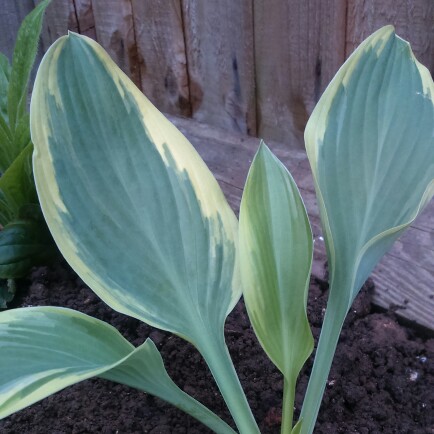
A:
[300, 26, 434, 434]
[0, 307, 236, 434]
[31, 33, 259, 433]
[239, 143, 313, 433]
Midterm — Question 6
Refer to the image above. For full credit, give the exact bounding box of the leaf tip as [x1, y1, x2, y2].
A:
[256, 140, 273, 162]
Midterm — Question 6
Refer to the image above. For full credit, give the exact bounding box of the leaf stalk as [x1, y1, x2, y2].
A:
[197, 331, 260, 434]
[299, 300, 346, 434]
[281, 377, 295, 434]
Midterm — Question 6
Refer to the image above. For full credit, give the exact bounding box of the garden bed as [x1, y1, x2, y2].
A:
[1, 262, 433, 433]
[1, 116, 433, 433]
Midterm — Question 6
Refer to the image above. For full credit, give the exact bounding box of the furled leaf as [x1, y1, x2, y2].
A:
[300, 26, 434, 434]
[240, 143, 313, 377]
[31, 33, 258, 433]
[308, 26, 434, 310]
[7, 0, 50, 153]
[0, 307, 235, 434]
[239, 143, 313, 430]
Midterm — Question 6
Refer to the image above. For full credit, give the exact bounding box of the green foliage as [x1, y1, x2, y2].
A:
[0, 54, 11, 122]
[0, 0, 54, 307]
[239, 143, 314, 431]
[0, 144, 37, 226]
[7, 0, 51, 141]
[1, 25, 433, 434]
[299, 26, 434, 434]
[31, 32, 257, 434]
[0, 306, 236, 434]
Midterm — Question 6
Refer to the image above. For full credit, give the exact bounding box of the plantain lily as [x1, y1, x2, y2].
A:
[30, 32, 257, 434]
[300, 26, 434, 434]
[0, 24, 433, 434]
[239, 143, 313, 433]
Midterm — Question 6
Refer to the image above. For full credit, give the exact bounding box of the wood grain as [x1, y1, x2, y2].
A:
[346, 0, 434, 73]
[92, 0, 140, 87]
[168, 114, 434, 331]
[37, 0, 94, 50]
[131, 0, 190, 116]
[73, 0, 96, 39]
[181, 0, 256, 135]
[37, 0, 78, 52]
[253, 0, 347, 147]
[6, 0, 434, 144]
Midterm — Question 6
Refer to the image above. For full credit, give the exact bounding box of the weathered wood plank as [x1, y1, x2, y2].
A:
[253, 0, 347, 147]
[373, 255, 434, 330]
[92, 0, 140, 87]
[346, 0, 434, 73]
[37, 0, 78, 52]
[37, 0, 94, 50]
[73, 0, 96, 39]
[169, 114, 434, 330]
[131, 0, 190, 116]
[181, 0, 256, 135]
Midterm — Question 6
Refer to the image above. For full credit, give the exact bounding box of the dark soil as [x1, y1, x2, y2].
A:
[1, 262, 433, 434]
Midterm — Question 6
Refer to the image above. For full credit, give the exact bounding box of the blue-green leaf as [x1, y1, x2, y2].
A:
[0, 307, 236, 434]
[31, 33, 259, 433]
[31, 32, 239, 343]
[300, 26, 434, 434]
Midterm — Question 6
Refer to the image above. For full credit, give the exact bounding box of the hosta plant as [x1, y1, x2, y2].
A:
[0, 0, 55, 307]
[1, 26, 433, 434]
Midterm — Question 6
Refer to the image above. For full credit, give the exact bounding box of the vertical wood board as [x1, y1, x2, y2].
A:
[73, 0, 96, 39]
[131, 0, 190, 116]
[182, 0, 256, 135]
[37, 0, 78, 52]
[346, 0, 434, 73]
[92, 0, 140, 87]
[253, 0, 347, 147]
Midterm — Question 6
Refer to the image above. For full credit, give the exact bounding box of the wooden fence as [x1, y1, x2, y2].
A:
[2, 1, 434, 330]
[1, 0, 434, 147]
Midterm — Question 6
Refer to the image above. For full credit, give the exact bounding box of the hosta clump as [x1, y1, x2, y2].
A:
[1, 26, 433, 434]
